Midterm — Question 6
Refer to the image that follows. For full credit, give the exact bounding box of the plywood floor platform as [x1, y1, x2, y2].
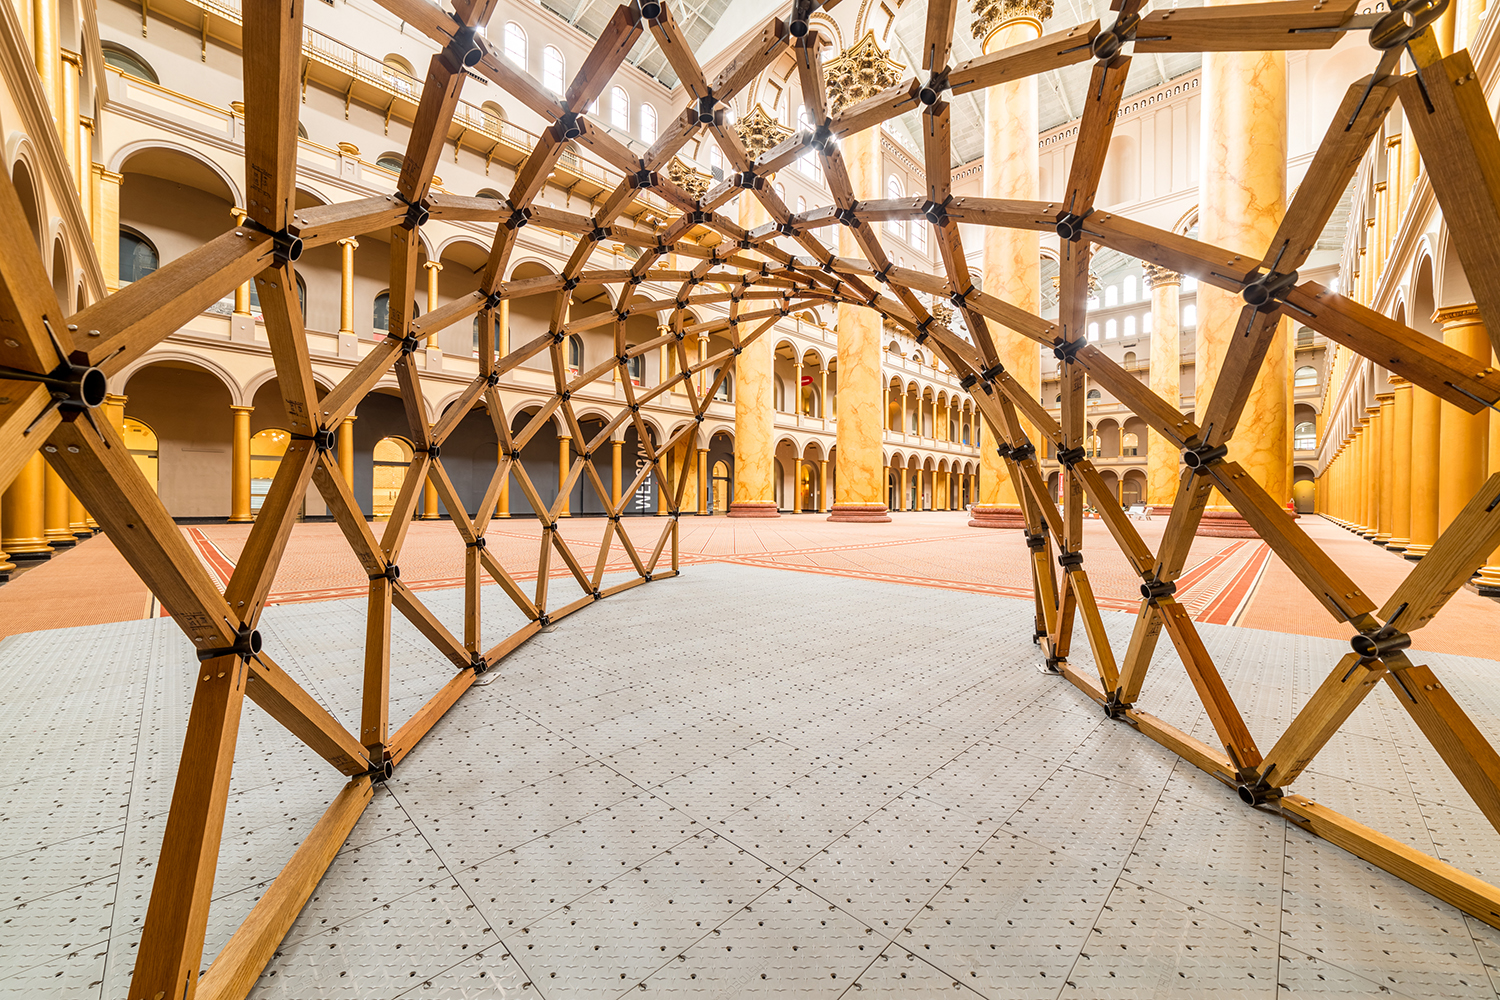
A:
[3, 563, 1499, 998]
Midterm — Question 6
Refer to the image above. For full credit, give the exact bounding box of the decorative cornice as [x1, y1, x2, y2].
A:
[823, 31, 905, 116]
[971, 0, 1054, 42]
[735, 104, 794, 162]
[1433, 302, 1483, 324]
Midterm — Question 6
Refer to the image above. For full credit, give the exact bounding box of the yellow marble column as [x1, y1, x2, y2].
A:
[1375, 394, 1395, 543]
[974, 6, 1043, 522]
[820, 367, 829, 420]
[43, 462, 74, 547]
[818, 459, 829, 513]
[421, 477, 440, 520]
[729, 188, 778, 518]
[1387, 376, 1413, 550]
[338, 237, 359, 336]
[1406, 379, 1441, 558]
[829, 121, 890, 522]
[556, 435, 571, 517]
[67, 491, 88, 538]
[1435, 305, 1490, 536]
[93, 167, 123, 293]
[793, 360, 803, 425]
[1196, 11, 1289, 532]
[338, 416, 356, 488]
[424, 261, 443, 348]
[497, 298, 510, 359]
[229, 405, 254, 523]
[2, 452, 50, 559]
[1144, 265, 1181, 508]
[1362, 410, 1379, 535]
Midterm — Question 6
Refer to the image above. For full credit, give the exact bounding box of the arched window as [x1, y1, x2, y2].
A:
[885, 176, 906, 240]
[249, 428, 290, 512]
[119, 228, 158, 284]
[1123, 350, 1136, 366]
[568, 334, 583, 369]
[1182, 303, 1197, 328]
[1123, 315, 1135, 337]
[1105, 284, 1118, 306]
[381, 55, 416, 96]
[481, 101, 507, 126]
[1294, 420, 1317, 449]
[102, 42, 158, 83]
[1123, 432, 1140, 456]
[1086, 388, 1102, 401]
[542, 46, 564, 94]
[797, 104, 810, 128]
[123, 417, 159, 492]
[714, 371, 732, 401]
[708, 145, 723, 177]
[626, 353, 644, 382]
[1141, 312, 1152, 333]
[504, 22, 527, 69]
[910, 218, 926, 254]
[373, 292, 419, 336]
[1294, 365, 1318, 388]
[476, 187, 503, 200]
[376, 153, 404, 173]
[1105, 318, 1117, 338]
[1087, 322, 1099, 342]
[611, 87, 629, 130]
[640, 103, 658, 142]
[797, 195, 806, 215]
[1123, 275, 1137, 303]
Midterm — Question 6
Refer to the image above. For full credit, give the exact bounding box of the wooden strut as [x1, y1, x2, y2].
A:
[0, 2, 1496, 998]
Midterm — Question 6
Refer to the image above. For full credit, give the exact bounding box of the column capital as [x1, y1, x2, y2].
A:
[104, 392, 128, 407]
[1376, 391, 1395, 404]
[1433, 302, 1482, 326]
[340, 414, 358, 424]
[1142, 263, 1181, 289]
[338, 236, 360, 249]
[93, 165, 124, 184]
[423, 260, 444, 272]
[972, 0, 1052, 47]
[1388, 373, 1411, 389]
[823, 31, 905, 115]
[230, 404, 255, 414]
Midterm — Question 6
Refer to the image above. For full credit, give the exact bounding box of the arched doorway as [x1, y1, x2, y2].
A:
[372, 436, 413, 518]
[249, 429, 291, 513]
[710, 460, 731, 512]
[124, 418, 159, 492]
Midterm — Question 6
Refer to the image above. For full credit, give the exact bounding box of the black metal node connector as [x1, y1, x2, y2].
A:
[0, 356, 108, 414]
[424, 444, 440, 460]
[630, 168, 658, 189]
[243, 217, 305, 263]
[1140, 578, 1177, 605]
[695, 413, 704, 422]
[395, 193, 429, 231]
[1237, 780, 1281, 807]
[1241, 269, 1298, 311]
[1056, 446, 1085, 469]
[920, 198, 950, 226]
[312, 428, 337, 453]
[690, 209, 711, 225]
[1091, 12, 1140, 64]
[486, 371, 500, 387]
[197, 624, 262, 662]
[590, 226, 612, 243]
[551, 331, 566, 344]
[738, 238, 755, 250]
[834, 207, 859, 227]
[695, 95, 720, 125]
[644, 572, 654, 582]
[1055, 210, 1091, 242]
[918, 69, 949, 107]
[563, 277, 580, 291]
[1010, 441, 1036, 463]
[628, 273, 644, 285]
[872, 267, 890, 283]
[485, 289, 505, 310]
[466, 537, 487, 549]
[949, 288, 971, 309]
[1103, 691, 1132, 719]
[807, 124, 836, 153]
[1023, 530, 1047, 552]
[363, 759, 394, 783]
[1058, 550, 1084, 571]
[537, 613, 551, 627]
[592, 588, 603, 600]
[1043, 655, 1065, 674]
[1351, 626, 1412, 660]
[1182, 442, 1228, 474]
[399, 334, 422, 355]
[504, 207, 532, 230]
[960, 373, 978, 391]
[552, 111, 585, 140]
[1052, 337, 1085, 364]
[444, 24, 488, 69]
[369, 563, 400, 582]
[470, 651, 490, 676]
[980, 362, 1005, 382]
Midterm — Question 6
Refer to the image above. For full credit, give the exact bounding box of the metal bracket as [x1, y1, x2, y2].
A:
[1055, 210, 1092, 242]
[369, 563, 400, 582]
[197, 624, 261, 662]
[918, 69, 949, 107]
[1052, 336, 1086, 365]
[394, 192, 429, 231]
[1140, 578, 1177, 605]
[1056, 445, 1085, 469]
[1351, 625, 1411, 661]
[469, 650, 490, 676]
[1057, 549, 1084, 570]
[1182, 442, 1228, 474]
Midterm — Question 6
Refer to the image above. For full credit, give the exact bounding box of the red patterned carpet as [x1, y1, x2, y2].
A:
[0, 512, 1493, 658]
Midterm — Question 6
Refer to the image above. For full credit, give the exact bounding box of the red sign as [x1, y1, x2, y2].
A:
[800, 375, 813, 385]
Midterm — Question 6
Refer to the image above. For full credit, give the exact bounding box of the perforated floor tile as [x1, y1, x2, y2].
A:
[4, 562, 1500, 999]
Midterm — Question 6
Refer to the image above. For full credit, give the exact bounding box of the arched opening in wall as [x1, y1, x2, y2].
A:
[102, 41, 158, 83]
[1122, 431, 1140, 457]
[51, 238, 70, 311]
[707, 430, 733, 511]
[373, 291, 420, 338]
[11, 159, 42, 252]
[371, 436, 414, 519]
[381, 55, 417, 97]
[376, 153, 405, 174]
[712, 370, 732, 402]
[123, 360, 233, 517]
[772, 457, 785, 509]
[123, 418, 159, 492]
[480, 102, 507, 130]
[119, 228, 159, 284]
[119, 147, 238, 306]
[1122, 470, 1146, 505]
[249, 428, 290, 513]
[1294, 365, 1318, 389]
[1292, 465, 1317, 513]
[567, 334, 584, 371]
[434, 239, 489, 354]
[1293, 401, 1318, 451]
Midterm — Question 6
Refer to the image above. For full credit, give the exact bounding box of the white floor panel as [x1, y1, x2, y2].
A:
[2, 561, 1499, 998]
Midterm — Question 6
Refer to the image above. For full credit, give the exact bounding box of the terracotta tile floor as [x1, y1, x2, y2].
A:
[0, 511, 1493, 658]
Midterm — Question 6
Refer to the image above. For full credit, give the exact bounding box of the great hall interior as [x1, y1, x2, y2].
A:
[1, 0, 1500, 996]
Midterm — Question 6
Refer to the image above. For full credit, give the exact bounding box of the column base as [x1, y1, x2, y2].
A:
[728, 501, 780, 519]
[1404, 543, 1432, 561]
[45, 532, 76, 548]
[1195, 510, 1261, 538]
[227, 515, 255, 524]
[1385, 537, 1410, 552]
[1372, 533, 1392, 545]
[5, 543, 52, 561]
[1476, 567, 1500, 596]
[968, 505, 1026, 529]
[827, 502, 891, 523]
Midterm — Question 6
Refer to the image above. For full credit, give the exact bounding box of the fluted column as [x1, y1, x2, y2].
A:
[1196, 8, 1290, 530]
[1387, 376, 1413, 550]
[338, 237, 358, 336]
[424, 261, 443, 348]
[1435, 305, 1490, 536]
[1144, 265, 1181, 509]
[973, 1, 1044, 522]
[229, 405, 254, 523]
[556, 435, 571, 517]
[828, 121, 890, 522]
[338, 416, 356, 488]
[2, 452, 51, 559]
[43, 462, 74, 547]
[1374, 394, 1395, 543]
[730, 183, 778, 517]
[1406, 379, 1441, 558]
